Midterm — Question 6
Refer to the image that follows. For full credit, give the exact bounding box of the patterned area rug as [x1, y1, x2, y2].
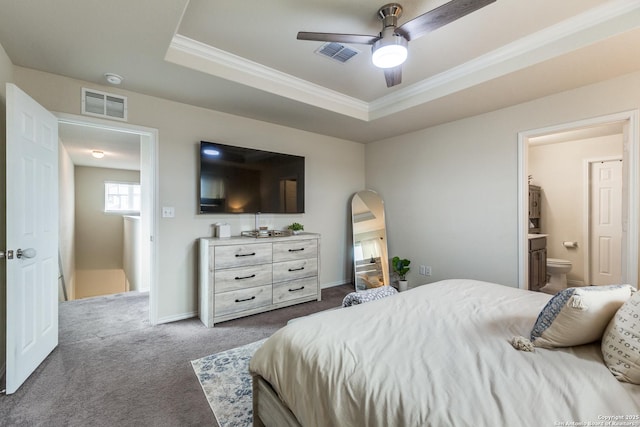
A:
[191, 339, 267, 427]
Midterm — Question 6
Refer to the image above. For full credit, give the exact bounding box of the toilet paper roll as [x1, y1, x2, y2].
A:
[563, 241, 578, 248]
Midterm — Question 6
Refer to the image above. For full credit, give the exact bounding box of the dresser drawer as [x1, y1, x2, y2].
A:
[273, 239, 318, 262]
[215, 285, 272, 317]
[215, 264, 272, 293]
[214, 243, 272, 269]
[273, 276, 318, 304]
[273, 258, 318, 283]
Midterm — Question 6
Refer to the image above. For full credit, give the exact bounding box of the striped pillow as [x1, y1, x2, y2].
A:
[512, 284, 634, 351]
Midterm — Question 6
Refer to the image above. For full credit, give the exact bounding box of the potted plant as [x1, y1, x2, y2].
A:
[392, 256, 411, 292]
[287, 222, 304, 234]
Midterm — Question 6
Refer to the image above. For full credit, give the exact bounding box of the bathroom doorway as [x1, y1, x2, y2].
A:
[517, 111, 639, 290]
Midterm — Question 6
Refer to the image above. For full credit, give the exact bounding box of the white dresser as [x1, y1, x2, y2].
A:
[198, 233, 321, 327]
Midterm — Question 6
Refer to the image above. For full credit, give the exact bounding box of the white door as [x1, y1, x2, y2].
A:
[590, 159, 623, 285]
[5, 83, 59, 394]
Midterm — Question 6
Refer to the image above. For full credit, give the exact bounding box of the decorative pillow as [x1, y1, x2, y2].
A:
[601, 291, 640, 384]
[511, 284, 635, 351]
[342, 285, 398, 307]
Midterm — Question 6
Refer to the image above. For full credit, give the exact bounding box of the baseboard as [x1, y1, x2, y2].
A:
[568, 279, 586, 287]
[156, 310, 197, 325]
[321, 280, 351, 289]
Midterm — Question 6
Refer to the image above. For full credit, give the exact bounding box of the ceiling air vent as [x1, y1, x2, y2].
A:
[315, 42, 359, 63]
[81, 88, 127, 121]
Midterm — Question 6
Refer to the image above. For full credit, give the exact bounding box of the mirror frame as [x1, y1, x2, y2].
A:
[351, 190, 390, 291]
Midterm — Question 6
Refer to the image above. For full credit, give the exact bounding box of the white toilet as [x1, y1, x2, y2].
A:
[541, 258, 572, 294]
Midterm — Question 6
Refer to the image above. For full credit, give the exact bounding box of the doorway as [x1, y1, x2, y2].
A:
[55, 113, 159, 324]
[517, 111, 639, 290]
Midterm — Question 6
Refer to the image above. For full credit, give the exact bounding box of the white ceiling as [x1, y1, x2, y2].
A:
[1, 0, 639, 156]
[528, 122, 625, 146]
[59, 123, 141, 171]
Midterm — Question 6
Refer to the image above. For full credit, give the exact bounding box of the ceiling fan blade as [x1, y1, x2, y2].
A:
[384, 66, 402, 88]
[396, 0, 496, 41]
[297, 32, 379, 45]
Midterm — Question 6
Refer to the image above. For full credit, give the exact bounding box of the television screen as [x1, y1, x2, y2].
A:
[199, 141, 305, 214]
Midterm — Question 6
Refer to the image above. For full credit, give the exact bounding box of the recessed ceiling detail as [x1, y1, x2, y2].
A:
[166, 1, 640, 123]
[298, 0, 495, 87]
[315, 42, 359, 63]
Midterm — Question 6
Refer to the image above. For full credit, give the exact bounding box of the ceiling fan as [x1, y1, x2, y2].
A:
[297, 0, 496, 88]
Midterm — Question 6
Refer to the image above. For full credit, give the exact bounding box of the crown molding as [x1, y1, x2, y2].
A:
[167, 0, 640, 122]
[369, 0, 640, 119]
[165, 34, 370, 121]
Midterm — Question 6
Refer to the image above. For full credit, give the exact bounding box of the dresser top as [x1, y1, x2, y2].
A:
[200, 232, 320, 246]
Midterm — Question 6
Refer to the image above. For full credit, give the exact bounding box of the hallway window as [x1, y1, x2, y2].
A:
[104, 181, 140, 213]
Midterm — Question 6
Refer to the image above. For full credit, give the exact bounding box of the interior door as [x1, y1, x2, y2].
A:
[590, 159, 623, 285]
[5, 83, 59, 394]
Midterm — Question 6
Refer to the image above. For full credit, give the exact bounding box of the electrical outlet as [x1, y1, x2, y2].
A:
[425, 266, 432, 276]
[162, 206, 175, 218]
[419, 265, 426, 275]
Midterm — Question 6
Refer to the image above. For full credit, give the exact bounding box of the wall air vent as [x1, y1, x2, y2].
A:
[81, 88, 127, 121]
[315, 42, 359, 63]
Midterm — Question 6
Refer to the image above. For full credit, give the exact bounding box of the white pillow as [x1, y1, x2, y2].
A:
[512, 284, 634, 351]
[602, 291, 640, 384]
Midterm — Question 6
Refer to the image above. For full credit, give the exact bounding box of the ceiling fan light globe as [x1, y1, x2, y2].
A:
[371, 35, 408, 69]
[372, 44, 407, 68]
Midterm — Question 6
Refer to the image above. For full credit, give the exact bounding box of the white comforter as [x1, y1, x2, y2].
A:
[250, 279, 640, 427]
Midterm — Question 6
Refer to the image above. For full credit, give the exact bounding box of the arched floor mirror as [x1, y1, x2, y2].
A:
[351, 190, 390, 291]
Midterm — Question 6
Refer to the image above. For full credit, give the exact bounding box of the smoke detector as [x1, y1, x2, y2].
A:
[104, 73, 123, 85]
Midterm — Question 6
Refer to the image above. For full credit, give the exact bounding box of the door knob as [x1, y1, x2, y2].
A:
[16, 248, 36, 259]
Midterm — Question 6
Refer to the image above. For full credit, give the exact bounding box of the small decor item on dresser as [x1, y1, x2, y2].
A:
[214, 222, 231, 238]
[287, 222, 304, 235]
[392, 256, 411, 291]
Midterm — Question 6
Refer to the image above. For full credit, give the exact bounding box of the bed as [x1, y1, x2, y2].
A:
[249, 279, 640, 427]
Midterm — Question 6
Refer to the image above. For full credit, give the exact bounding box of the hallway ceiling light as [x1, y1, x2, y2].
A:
[92, 150, 105, 159]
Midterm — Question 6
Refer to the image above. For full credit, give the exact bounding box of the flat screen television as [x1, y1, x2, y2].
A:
[199, 141, 305, 214]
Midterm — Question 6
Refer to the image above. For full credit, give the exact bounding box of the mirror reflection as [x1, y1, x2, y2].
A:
[351, 190, 390, 291]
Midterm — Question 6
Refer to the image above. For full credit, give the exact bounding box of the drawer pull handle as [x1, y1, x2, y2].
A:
[235, 296, 256, 303]
[289, 286, 305, 292]
[288, 248, 305, 252]
[236, 252, 256, 257]
[235, 274, 256, 280]
[288, 266, 305, 272]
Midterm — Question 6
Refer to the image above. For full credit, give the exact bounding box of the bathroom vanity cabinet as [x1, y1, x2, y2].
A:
[529, 235, 547, 292]
[198, 233, 321, 327]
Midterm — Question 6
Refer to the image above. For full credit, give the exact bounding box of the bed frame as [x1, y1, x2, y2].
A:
[252, 375, 301, 427]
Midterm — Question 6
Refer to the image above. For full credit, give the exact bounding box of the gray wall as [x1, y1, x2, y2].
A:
[59, 142, 76, 300]
[366, 70, 640, 290]
[13, 66, 365, 322]
[74, 166, 140, 298]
